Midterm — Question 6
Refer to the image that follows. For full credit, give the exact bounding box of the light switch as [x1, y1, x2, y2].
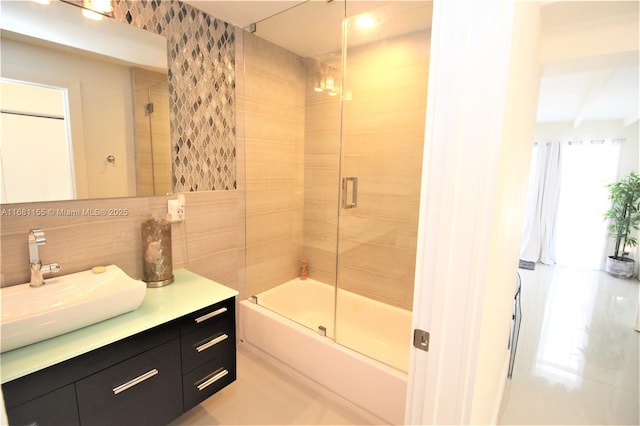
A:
[167, 195, 185, 222]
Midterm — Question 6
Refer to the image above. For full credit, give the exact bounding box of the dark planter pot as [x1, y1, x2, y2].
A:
[605, 256, 635, 279]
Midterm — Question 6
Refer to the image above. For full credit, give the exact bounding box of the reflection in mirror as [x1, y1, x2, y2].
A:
[131, 69, 172, 197]
[1, 80, 75, 203]
[0, 0, 170, 203]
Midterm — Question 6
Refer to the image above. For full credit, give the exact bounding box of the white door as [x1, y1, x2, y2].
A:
[405, 1, 541, 424]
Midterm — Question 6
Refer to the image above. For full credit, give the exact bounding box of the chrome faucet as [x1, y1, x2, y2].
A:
[28, 229, 60, 287]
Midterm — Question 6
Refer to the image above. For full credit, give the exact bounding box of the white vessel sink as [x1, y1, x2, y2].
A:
[1, 265, 146, 353]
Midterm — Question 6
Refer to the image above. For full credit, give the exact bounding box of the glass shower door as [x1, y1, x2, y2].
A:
[131, 69, 171, 196]
[244, 0, 346, 337]
[335, 2, 432, 372]
[243, 0, 432, 372]
[147, 80, 172, 195]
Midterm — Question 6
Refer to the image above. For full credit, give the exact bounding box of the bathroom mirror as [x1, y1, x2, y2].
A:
[0, 0, 171, 203]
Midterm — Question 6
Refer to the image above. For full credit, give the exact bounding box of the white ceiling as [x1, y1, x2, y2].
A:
[537, 1, 639, 126]
[184, 0, 639, 127]
[537, 65, 638, 125]
[183, 1, 305, 29]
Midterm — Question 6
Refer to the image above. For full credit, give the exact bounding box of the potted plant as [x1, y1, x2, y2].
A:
[604, 171, 640, 278]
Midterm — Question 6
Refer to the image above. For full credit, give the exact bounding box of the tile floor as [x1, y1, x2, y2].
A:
[170, 345, 377, 425]
[498, 264, 639, 425]
[173, 264, 639, 425]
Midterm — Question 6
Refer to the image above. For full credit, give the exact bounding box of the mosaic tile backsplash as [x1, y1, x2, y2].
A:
[112, 0, 236, 191]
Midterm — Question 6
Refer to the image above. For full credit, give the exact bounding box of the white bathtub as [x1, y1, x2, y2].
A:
[239, 278, 411, 424]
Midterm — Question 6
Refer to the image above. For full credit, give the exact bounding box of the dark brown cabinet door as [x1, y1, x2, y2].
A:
[6, 384, 79, 426]
[76, 339, 182, 426]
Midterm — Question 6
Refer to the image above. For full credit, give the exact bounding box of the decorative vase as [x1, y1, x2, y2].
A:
[141, 216, 174, 287]
[605, 256, 635, 279]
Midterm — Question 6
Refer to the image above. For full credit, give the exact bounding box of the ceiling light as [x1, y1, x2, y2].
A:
[80, 0, 113, 19]
[325, 76, 335, 90]
[356, 15, 375, 28]
[85, 0, 113, 14]
[82, 8, 104, 20]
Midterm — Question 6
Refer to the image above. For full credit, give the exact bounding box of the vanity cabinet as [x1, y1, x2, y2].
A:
[2, 296, 236, 426]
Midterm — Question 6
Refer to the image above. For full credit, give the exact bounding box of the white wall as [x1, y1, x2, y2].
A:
[539, 1, 638, 67]
[469, 2, 541, 423]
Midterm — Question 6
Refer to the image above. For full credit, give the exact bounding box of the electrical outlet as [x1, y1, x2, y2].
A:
[167, 195, 185, 222]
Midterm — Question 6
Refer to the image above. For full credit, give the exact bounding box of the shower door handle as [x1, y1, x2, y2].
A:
[341, 176, 358, 209]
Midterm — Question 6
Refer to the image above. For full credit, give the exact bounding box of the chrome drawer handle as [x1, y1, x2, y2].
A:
[195, 333, 229, 353]
[195, 307, 227, 324]
[113, 369, 159, 395]
[196, 368, 229, 392]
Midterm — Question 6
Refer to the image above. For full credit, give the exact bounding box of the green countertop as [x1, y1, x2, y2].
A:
[0, 269, 238, 384]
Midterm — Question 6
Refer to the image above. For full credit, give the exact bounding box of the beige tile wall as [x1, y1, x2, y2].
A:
[0, 191, 245, 298]
[243, 33, 306, 298]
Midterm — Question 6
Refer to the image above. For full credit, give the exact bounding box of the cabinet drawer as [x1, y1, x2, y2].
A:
[76, 339, 182, 426]
[181, 320, 234, 373]
[179, 297, 235, 336]
[6, 384, 79, 426]
[183, 352, 236, 411]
